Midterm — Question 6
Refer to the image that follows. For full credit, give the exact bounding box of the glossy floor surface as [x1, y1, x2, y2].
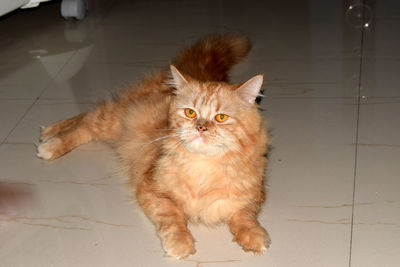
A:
[1, 0, 399, 266]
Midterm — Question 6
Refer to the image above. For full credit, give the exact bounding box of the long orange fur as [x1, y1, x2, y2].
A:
[37, 35, 270, 259]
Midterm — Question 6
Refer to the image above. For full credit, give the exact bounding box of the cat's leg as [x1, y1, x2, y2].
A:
[37, 101, 121, 161]
[228, 208, 271, 254]
[136, 180, 195, 259]
[37, 113, 92, 161]
[39, 113, 86, 143]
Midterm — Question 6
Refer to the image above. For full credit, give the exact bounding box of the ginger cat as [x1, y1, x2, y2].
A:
[37, 35, 270, 259]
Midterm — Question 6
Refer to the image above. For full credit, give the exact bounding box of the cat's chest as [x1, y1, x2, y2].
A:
[180, 171, 226, 201]
[173, 160, 229, 197]
[159, 159, 246, 224]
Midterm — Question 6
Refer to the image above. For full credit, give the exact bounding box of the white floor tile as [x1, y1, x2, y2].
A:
[39, 62, 150, 102]
[0, 84, 44, 100]
[0, 100, 34, 143]
[358, 98, 400, 145]
[0, 143, 149, 267]
[361, 60, 400, 97]
[351, 146, 400, 267]
[363, 18, 400, 59]
[232, 59, 361, 98]
[0, 61, 64, 88]
[259, 98, 358, 266]
[68, 41, 180, 64]
[351, 97, 400, 266]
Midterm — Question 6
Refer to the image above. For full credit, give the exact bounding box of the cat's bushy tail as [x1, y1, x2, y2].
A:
[173, 35, 251, 82]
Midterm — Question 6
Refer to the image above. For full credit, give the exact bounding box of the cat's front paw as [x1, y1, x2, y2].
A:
[233, 226, 271, 254]
[36, 138, 63, 161]
[162, 232, 196, 259]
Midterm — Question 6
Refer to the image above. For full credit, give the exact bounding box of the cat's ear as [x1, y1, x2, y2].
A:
[236, 74, 264, 105]
[169, 64, 189, 89]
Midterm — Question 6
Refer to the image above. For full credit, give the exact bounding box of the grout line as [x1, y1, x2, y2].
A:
[348, 4, 366, 266]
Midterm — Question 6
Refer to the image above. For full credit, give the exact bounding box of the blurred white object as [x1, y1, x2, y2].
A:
[0, 0, 28, 16]
[21, 0, 53, 9]
[0, 0, 87, 20]
[0, 0, 50, 16]
[61, 0, 88, 20]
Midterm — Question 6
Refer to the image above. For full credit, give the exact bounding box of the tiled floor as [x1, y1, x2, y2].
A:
[0, 0, 399, 266]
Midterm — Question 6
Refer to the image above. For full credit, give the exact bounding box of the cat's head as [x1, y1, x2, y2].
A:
[167, 65, 264, 157]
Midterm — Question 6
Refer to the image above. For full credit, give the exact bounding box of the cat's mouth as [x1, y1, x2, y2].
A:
[179, 129, 227, 156]
[192, 132, 208, 143]
[182, 136, 227, 156]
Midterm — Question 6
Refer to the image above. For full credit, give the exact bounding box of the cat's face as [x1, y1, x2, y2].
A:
[167, 66, 263, 157]
[170, 83, 242, 156]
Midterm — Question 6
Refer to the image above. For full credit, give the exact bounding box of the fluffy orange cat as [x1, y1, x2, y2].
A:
[37, 35, 270, 259]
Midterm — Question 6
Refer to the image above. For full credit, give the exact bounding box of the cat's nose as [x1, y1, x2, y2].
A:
[196, 125, 208, 132]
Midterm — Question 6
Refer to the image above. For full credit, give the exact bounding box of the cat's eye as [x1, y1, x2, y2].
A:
[184, 108, 197, 119]
[215, 114, 229, 122]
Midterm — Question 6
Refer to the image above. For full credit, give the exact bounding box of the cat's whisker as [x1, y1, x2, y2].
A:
[211, 136, 257, 168]
[164, 139, 185, 158]
[140, 129, 194, 148]
[140, 133, 181, 149]
[151, 139, 185, 173]
[229, 146, 257, 168]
